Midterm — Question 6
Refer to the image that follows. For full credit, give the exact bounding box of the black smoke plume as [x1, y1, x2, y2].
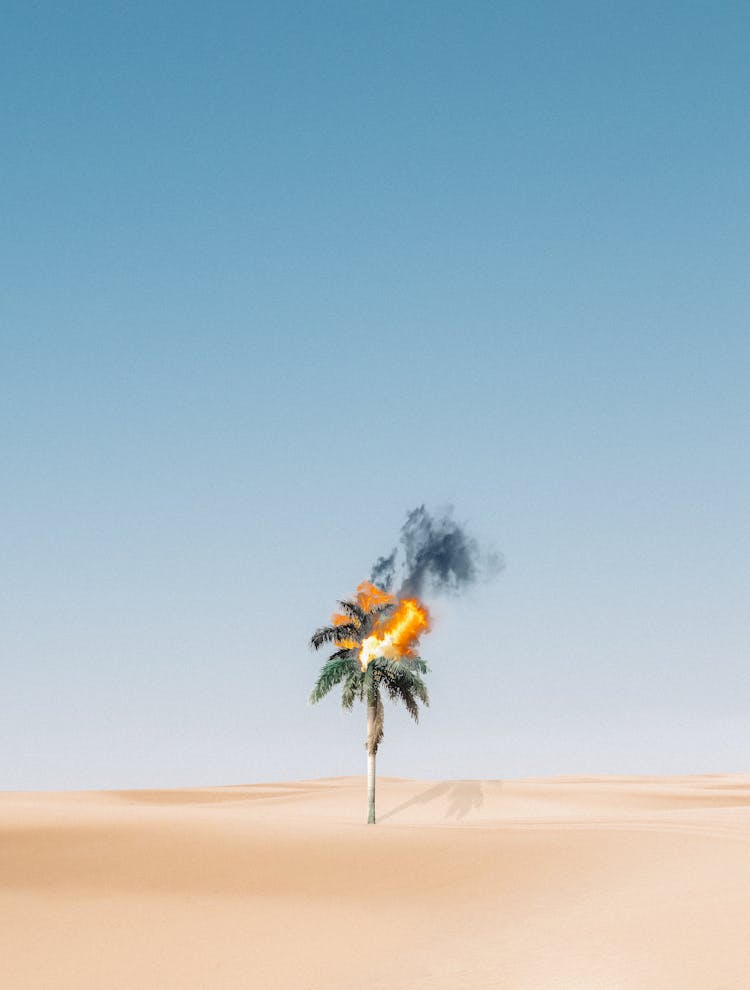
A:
[370, 548, 398, 593]
[370, 505, 502, 599]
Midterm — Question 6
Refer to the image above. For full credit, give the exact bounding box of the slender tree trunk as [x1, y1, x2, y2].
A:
[367, 750, 376, 824]
[366, 699, 376, 824]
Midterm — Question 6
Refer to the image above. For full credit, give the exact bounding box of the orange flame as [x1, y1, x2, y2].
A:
[358, 597, 430, 671]
[328, 613, 356, 650]
[354, 580, 393, 613]
[328, 580, 430, 669]
[331, 581, 393, 629]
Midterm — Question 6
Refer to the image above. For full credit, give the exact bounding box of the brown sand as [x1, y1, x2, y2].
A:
[2, 774, 750, 988]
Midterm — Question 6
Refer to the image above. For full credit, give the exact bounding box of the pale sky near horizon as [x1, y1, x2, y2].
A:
[2, 2, 749, 789]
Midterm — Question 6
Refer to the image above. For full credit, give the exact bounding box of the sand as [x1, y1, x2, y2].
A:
[2, 774, 750, 989]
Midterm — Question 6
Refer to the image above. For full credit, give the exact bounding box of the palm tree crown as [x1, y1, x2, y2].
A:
[309, 585, 430, 824]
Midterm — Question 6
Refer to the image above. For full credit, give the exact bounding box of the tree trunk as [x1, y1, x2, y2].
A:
[366, 699, 377, 824]
[367, 749, 376, 824]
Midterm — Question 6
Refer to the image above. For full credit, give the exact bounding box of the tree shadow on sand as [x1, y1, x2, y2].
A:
[380, 780, 486, 822]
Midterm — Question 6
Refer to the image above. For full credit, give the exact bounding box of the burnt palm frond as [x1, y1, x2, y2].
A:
[370, 601, 396, 619]
[310, 623, 362, 651]
[335, 599, 365, 627]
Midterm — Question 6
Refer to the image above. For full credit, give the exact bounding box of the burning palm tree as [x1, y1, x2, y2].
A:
[309, 581, 430, 824]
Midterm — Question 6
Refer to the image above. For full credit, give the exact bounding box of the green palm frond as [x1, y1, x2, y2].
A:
[397, 683, 420, 721]
[309, 652, 359, 704]
[403, 656, 428, 675]
[397, 669, 429, 708]
[341, 670, 362, 710]
[373, 658, 429, 706]
[379, 668, 426, 721]
[324, 647, 357, 664]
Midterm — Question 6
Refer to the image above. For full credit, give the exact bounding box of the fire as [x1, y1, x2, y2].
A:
[329, 580, 430, 670]
[329, 614, 357, 650]
[358, 597, 430, 670]
[331, 581, 394, 626]
[354, 580, 393, 613]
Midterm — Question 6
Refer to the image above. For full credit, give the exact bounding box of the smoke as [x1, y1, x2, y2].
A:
[370, 505, 502, 599]
[370, 548, 398, 593]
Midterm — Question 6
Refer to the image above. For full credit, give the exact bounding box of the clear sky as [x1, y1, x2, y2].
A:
[2, 2, 748, 789]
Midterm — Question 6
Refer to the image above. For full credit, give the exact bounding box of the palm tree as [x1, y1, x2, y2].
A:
[309, 592, 429, 824]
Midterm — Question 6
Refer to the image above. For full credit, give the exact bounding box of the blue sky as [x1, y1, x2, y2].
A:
[2, 2, 748, 788]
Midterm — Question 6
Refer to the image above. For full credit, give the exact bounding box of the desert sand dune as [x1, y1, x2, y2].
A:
[2, 775, 750, 988]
